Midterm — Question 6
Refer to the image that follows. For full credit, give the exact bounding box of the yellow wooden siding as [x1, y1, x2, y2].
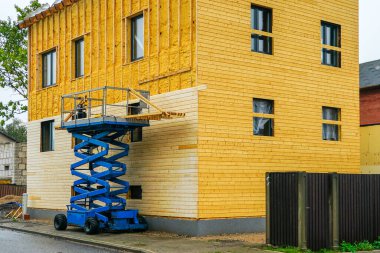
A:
[196, 0, 359, 218]
[27, 87, 200, 217]
[28, 0, 196, 121]
[361, 125, 380, 174]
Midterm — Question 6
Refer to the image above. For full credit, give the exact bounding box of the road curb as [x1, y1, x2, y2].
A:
[0, 223, 155, 253]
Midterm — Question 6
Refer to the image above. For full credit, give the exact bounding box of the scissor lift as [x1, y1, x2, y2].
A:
[53, 86, 184, 234]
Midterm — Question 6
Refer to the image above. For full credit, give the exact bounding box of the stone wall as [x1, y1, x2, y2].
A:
[0, 142, 15, 182]
[14, 143, 27, 186]
[0, 142, 26, 186]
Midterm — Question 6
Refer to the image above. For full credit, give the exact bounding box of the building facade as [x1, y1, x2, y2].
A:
[20, 0, 359, 235]
[360, 60, 380, 173]
[0, 132, 27, 186]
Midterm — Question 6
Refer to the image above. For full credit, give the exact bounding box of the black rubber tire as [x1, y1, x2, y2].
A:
[138, 215, 147, 225]
[84, 217, 100, 235]
[54, 214, 67, 231]
[138, 215, 148, 231]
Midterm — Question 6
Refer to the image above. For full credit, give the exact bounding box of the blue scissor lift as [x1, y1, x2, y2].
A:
[53, 86, 183, 234]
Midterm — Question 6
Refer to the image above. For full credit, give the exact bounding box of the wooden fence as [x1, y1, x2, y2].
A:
[0, 184, 26, 198]
[266, 173, 380, 251]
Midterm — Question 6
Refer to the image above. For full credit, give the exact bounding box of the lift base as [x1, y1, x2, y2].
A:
[67, 209, 147, 231]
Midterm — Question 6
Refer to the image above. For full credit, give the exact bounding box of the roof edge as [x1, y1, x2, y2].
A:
[360, 83, 380, 90]
[360, 59, 380, 65]
[0, 131, 19, 143]
[18, 0, 79, 29]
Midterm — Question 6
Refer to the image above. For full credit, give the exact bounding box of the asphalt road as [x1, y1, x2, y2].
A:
[0, 228, 125, 253]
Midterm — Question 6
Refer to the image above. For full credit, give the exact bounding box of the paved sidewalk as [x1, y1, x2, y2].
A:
[0, 220, 266, 253]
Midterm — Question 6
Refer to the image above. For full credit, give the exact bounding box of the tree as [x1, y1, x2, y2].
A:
[1, 118, 27, 142]
[0, 0, 42, 126]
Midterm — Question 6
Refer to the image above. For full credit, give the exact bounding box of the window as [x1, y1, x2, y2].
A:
[251, 5, 273, 55]
[251, 35, 272, 54]
[251, 5, 272, 32]
[131, 14, 144, 61]
[321, 21, 340, 47]
[321, 21, 341, 67]
[128, 102, 143, 115]
[322, 49, 341, 67]
[253, 98, 274, 136]
[42, 49, 57, 87]
[4, 165, 9, 171]
[129, 185, 142, 200]
[75, 38, 84, 78]
[322, 107, 341, 141]
[131, 127, 143, 142]
[41, 120, 54, 152]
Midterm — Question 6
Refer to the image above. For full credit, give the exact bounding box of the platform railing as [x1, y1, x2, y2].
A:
[61, 86, 150, 127]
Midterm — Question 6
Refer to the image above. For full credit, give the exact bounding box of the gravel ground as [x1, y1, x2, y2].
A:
[194, 233, 265, 244]
[29, 218, 266, 245]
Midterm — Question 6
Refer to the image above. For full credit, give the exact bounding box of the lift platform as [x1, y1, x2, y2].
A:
[53, 86, 184, 234]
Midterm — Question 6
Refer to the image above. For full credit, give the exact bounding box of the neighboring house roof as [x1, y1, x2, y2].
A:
[0, 131, 18, 143]
[360, 59, 380, 89]
[18, 0, 79, 29]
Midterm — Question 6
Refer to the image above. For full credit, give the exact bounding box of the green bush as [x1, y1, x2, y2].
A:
[340, 240, 374, 252]
[265, 239, 380, 253]
[357, 241, 374, 251]
[373, 237, 380, 250]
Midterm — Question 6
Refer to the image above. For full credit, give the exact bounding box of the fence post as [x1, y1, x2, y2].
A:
[298, 172, 307, 249]
[266, 172, 271, 245]
[22, 193, 28, 216]
[330, 173, 339, 249]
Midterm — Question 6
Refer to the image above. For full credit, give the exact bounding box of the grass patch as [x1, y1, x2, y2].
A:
[265, 237, 380, 253]
[264, 246, 313, 253]
[340, 240, 377, 252]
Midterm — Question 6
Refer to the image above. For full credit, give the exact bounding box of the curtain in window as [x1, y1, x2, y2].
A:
[254, 99, 272, 114]
[254, 117, 272, 135]
[323, 124, 338, 141]
[323, 107, 338, 120]
[322, 107, 339, 141]
[253, 100, 273, 135]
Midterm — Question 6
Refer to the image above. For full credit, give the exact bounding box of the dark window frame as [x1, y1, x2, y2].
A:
[253, 98, 275, 137]
[75, 38, 85, 78]
[321, 21, 341, 68]
[131, 14, 144, 62]
[129, 185, 142, 200]
[322, 106, 341, 141]
[322, 48, 341, 67]
[41, 120, 54, 152]
[321, 21, 341, 47]
[251, 4, 273, 32]
[42, 49, 57, 88]
[251, 4, 273, 55]
[251, 34, 273, 55]
[4, 165, 9, 171]
[131, 127, 143, 142]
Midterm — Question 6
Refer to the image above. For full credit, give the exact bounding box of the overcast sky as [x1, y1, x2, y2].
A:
[0, 0, 379, 123]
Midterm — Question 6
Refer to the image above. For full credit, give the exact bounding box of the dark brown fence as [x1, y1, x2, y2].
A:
[267, 173, 299, 247]
[0, 185, 26, 198]
[306, 173, 331, 251]
[267, 173, 380, 251]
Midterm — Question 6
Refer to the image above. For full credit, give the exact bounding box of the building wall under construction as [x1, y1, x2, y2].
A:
[27, 0, 196, 121]
[27, 87, 200, 218]
[25, 0, 360, 234]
